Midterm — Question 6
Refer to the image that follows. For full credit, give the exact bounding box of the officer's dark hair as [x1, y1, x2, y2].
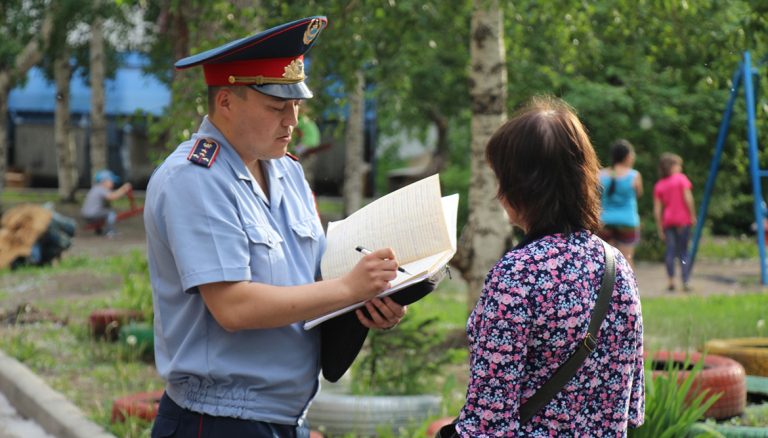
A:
[606, 139, 635, 196]
[485, 96, 601, 236]
[207, 86, 248, 116]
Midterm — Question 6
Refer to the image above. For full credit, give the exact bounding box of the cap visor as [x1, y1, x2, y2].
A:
[249, 82, 313, 99]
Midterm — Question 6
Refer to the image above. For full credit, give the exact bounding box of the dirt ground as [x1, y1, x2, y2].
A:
[0, 202, 147, 312]
[1, 200, 766, 315]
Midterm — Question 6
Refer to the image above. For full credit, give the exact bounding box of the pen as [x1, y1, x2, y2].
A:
[355, 246, 412, 275]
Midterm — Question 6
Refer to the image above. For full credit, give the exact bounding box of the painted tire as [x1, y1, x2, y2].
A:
[704, 338, 768, 377]
[89, 308, 143, 341]
[652, 351, 746, 420]
[111, 390, 163, 423]
[307, 384, 441, 436]
[426, 417, 456, 436]
[119, 322, 154, 359]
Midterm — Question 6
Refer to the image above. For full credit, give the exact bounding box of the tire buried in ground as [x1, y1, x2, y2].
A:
[704, 338, 768, 377]
[111, 390, 163, 423]
[652, 351, 747, 420]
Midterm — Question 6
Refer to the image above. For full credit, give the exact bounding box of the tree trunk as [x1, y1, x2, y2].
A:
[0, 85, 9, 197]
[343, 70, 366, 217]
[457, 0, 511, 311]
[54, 54, 78, 202]
[0, 13, 54, 195]
[90, 12, 107, 178]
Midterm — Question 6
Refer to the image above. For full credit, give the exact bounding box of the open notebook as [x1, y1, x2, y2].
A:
[303, 174, 458, 330]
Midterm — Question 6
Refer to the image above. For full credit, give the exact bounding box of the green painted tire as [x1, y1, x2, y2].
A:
[118, 322, 154, 358]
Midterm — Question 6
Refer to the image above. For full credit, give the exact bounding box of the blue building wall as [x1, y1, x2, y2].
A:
[7, 53, 170, 187]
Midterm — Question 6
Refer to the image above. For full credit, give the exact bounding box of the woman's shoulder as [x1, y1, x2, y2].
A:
[506, 231, 600, 264]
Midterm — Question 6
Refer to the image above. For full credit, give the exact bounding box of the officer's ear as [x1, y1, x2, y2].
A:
[212, 86, 246, 117]
[215, 88, 234, 114]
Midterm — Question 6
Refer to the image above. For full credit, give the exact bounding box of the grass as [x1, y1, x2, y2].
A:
[0, 187, 143, 212]
[0, 300, 162, 437]
[1, 188, 766, 435]
[0, 251, 161, 438]
[0, 261, 764, 436]
[641, 293, 768, 351]
[697, 235, 761, 260]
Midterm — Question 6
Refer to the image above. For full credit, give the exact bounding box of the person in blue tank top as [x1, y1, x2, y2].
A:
[598, 139, 643, 266]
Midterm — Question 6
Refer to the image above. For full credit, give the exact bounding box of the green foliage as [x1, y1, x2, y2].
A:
[628, 354, 722, 438]
[112, 250, 153, 321]
[502, 1, 768, 237]
[350, 315, 465, 396]
[0, 0, 48, 73]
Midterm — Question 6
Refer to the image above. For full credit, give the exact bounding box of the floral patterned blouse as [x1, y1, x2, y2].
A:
[457, 231, 644, 437]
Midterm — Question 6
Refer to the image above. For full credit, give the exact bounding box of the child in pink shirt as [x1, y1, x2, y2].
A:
[653, 153, 696, 291]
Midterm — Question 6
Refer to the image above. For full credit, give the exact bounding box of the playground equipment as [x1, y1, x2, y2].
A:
[690, 50, 768, 285]
[82, 188, 143, 234]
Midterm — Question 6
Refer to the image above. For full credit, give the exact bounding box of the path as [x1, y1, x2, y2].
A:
[66, 211, 768, 298]
[633, 258, 766, 297]
[0, 392, 55, 438]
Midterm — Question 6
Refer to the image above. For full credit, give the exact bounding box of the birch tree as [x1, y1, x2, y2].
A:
[53, 53, 77, 201]
[342, 70, 366, 216]
[456, 0, 511, 308]
[41, 0, 92, 202]
[89, 3, 107, 176]
[0, 4, 53, 195]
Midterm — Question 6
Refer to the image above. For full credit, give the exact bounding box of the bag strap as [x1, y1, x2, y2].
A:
[519, 239, 616, 424]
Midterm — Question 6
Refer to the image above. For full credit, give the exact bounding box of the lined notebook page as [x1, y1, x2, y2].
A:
[321, 174, 452, 280]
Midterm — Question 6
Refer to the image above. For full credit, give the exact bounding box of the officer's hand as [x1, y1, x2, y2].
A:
[343, 247, 398, 301]
[356, 297, 406, 330]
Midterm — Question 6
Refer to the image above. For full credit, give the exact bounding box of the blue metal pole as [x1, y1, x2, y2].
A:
[743, 51, 768, 285]
[688, 62, 743, 268]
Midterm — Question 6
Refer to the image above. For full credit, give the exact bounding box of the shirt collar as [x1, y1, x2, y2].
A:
[195, 116, 286, 207]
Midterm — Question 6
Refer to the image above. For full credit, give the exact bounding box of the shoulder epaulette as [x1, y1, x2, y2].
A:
[187, 138, 220, 168]
[286, 152, 300, 162]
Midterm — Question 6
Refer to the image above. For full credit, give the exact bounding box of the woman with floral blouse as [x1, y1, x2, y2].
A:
[453, 97, 645, 437]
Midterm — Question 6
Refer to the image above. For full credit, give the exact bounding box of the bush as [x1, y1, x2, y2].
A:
[629, 354, 723, 438]
[350, 316, 465, 396]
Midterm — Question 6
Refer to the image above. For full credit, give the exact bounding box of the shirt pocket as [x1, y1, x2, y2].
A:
[290, 217, 323, 269]
[244, 224, 284, 284]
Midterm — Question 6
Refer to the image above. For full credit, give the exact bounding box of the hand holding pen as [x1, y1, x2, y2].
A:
[356, 246, 412, 275]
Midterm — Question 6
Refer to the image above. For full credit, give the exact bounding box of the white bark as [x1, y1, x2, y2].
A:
[342, 70, 366, 217]
[54, 55, 78, 202]
[90, 12, 108, 177]
[460, 0, 511, 309]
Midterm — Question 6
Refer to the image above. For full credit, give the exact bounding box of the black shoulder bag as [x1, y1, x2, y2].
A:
[436, 240, 616, 437]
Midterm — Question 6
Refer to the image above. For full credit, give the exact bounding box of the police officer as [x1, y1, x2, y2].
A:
[144, 16, 407, 437]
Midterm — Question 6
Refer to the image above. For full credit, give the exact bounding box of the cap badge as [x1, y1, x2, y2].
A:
[187, 138, 220, 168]
[303, 18, 323, 45]
[283, 59, 305, 81]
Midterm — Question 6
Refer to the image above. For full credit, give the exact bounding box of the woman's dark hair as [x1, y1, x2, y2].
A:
[606, 139, 635, 196]
[610, 139, 634, 166]
[485, 96, 601, 236]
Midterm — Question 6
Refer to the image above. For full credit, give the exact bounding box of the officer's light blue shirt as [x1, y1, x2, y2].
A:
[144, 116, 326, 424]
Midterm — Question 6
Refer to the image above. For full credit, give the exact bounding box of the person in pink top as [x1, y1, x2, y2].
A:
[653, 153, 696, 292]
